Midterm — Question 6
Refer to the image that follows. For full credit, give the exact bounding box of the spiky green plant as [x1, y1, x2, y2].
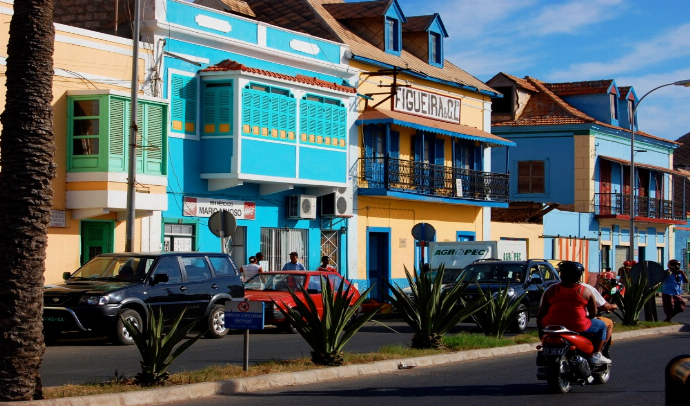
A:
[388, 265, 488, 349]
[471, 283, 528, 338]
[121, 307, 205, 386]
[604, 271, 662, 326]
[274, 277, 380, 366]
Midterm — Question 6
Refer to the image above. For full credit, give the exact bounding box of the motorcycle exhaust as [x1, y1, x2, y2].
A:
[570, 355, 594, 384]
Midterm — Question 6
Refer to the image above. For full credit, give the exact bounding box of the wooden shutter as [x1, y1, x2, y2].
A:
[109, 98, 126, 172]
[145, 103, 164, 174]
[532, 161, 545, 193]
[518, 161, 531, 193]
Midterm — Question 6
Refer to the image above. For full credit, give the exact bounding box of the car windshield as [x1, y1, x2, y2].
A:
[429, 269, 464, 284]
[244, 273, 307, 291]
[70, 256, 156, 281]
[458, 264, 526, 283]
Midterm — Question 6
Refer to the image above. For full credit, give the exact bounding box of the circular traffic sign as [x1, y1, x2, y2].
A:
[208, 210, 237, 237]
[411, 222, 435, 241]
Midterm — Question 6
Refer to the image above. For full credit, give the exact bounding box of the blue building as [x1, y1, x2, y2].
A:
[487, 73, 684, 274]
[135, 0, 359, 271]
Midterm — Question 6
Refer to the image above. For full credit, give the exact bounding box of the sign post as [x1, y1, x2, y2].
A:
[208, 210, 237, 254]
[225, 300, 265, 371]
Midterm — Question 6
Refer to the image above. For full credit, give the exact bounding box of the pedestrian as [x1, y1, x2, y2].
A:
[617, 261, 632, 281]
[662, 259, 688, 322]
[256, 252, 267, 271]
[317, 255, 336, 272]
[282, 251, 306, 271]
[239, 256, 263, 282]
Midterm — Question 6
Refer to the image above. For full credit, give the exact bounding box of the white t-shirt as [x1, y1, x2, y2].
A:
[241, 263, 261, 281]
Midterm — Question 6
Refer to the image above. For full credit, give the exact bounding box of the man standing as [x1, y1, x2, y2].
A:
[282, 252, 306, 271]
[317, 255, 336, 272]
[662, 259, 688, 322]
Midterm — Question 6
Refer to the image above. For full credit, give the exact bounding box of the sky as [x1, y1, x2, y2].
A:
[398, 0, 690, 141]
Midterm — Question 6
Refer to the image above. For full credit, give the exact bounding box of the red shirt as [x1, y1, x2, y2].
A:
[541, 284, 592, 332]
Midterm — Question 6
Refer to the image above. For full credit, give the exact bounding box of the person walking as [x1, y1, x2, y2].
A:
[661, 259, 688, 322]
[239, 256, 262, 282]
[282, 252, 306, 271]
[317, 255, 336, 272]
[256, 252, 267, 272]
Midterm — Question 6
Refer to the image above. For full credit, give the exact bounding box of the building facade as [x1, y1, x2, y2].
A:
[487, 73, 683, 277]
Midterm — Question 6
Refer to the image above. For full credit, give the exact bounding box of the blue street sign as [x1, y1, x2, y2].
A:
[225, 301, 265, 330]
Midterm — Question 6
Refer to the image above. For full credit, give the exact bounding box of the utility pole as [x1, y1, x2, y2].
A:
[125, 0, 141, 252]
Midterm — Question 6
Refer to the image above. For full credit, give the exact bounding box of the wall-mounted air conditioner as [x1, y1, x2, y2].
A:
[320, 188, 353, 218]
[287, 195, 317, 219]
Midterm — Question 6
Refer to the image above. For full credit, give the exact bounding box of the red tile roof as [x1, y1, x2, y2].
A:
[674, 132, 690, 167]
[201, 60, 356, 93]
[496, 72, 538, 93]
[599, 155, 684, 176]
[403, 15, 434, 32]
[193, 0, 256, 17]
[492, 74, 680, 145]
[322, 0, 391, 20]
[544, 79, 615, 96]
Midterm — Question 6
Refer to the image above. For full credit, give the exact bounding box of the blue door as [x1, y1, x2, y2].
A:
[367, 231, 390, 302]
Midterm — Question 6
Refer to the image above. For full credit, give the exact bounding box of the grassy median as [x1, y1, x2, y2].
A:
[42, 321, 672, 399]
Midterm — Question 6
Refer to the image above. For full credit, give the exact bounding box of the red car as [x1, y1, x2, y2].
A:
[243, 271, 361, 333]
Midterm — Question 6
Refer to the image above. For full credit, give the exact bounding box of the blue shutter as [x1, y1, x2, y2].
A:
[389, 131, 400, 159]
[184, 78, 197, 134]
[203, 88, 217, 136]
[474, 143, 482, 171]
[435, 138, 445, 165]
[217, 86, 232, 135]
[364, 125, 374, 158]
[412, 133, 421, 162]
[170, 75, 196, 135]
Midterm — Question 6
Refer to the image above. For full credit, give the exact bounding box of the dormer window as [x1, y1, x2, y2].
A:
[429, 32, 442, 67]
[628, 99, 635, 125]
[610, 92, 618, 120]
[386, 17, 401, 55]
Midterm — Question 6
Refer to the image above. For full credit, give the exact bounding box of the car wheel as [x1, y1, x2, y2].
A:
[111, 309, 143, 345]
[204, 304, 228, 338]
[510, 304, 528, 333]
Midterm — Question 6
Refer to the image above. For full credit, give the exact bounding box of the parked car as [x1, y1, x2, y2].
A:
[243, 271, 360, 333]
[43, 252, 244, 344]
[402, 267, 465, 301]
[443, 259, 560, 332]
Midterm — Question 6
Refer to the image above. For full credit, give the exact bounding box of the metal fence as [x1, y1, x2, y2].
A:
[594, 193, 685, 221]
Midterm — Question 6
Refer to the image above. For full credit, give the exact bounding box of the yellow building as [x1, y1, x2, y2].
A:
[0, 0, 167, 283]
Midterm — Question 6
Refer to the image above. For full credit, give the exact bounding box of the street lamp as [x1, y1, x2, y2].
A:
[628, 79, 690, 262]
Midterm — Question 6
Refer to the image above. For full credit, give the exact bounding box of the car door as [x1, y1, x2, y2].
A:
[146, 256, 188, 321]
[179, 256, 214, 319]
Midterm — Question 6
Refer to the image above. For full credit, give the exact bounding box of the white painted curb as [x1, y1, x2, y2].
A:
[1, 324, 683, 406]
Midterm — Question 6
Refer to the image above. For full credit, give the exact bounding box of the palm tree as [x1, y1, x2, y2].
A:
[0, 0, 56, 401]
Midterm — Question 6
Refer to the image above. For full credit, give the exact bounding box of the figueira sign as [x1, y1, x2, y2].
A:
[394, 86, 461, 123]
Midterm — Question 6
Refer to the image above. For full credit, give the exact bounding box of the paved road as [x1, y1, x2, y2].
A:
[165, 331, 690, 406]
[40, 298, 688, 387]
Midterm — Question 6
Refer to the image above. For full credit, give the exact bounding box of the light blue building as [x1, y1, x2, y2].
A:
[487, 74, 684, 274]
[139, 0, 359, 272]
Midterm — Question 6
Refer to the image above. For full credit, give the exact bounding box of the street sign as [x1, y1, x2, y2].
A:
[411, 222, 435, 241]
[208, 210, 237, 238]
[225, 301, 264, 330]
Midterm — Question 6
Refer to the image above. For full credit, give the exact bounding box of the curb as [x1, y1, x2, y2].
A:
[3, 324, 684, 406]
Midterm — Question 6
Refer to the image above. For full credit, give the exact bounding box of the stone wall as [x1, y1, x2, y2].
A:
[53, 0, 133, 37]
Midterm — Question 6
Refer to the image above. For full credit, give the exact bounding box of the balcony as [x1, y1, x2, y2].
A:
[594, 193, 685, 223]
[357, 157, 509, 202]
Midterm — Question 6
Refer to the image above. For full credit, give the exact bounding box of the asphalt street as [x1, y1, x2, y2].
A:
[164, 331, 690, 406]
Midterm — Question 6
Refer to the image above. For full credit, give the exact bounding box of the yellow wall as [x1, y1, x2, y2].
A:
[1, 3, 152, 283]
[490, 222, 545, 259]
[355, 196, 483, 280]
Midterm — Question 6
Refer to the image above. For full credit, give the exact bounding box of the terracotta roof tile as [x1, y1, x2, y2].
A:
[246, 0, 497, 96]
[322, 0, 391, 20]
[493, 74, 680, 145]
[201, 59, 356, 93]
[674, 132, 690, 167]
[600, 155, 684, 176]
[403, 15, 434, 32]
[497, 72, 538, 93]
[618, 86, 632, 99]
[193, 0, 256, 17]
[544, 79, 615, 96]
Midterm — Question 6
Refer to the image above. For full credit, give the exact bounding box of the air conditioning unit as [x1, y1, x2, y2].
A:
[320, 188, 353, 218]
[287, 195, 317, 219]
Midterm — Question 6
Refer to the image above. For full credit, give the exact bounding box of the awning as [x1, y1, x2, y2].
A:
[599, 155, 686, 176]
[357, 109, 516, 147]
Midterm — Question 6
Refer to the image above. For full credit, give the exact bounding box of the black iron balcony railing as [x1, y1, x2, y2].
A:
[594, 193, 685, 221]
[357, 157, 509, 202]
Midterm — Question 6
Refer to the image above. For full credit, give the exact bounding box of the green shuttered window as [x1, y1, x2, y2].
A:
[67, 95, 167, 176]
[300, 94, 346, 148]
[171, 74, 197, 135]
[241, 83, 296, 140]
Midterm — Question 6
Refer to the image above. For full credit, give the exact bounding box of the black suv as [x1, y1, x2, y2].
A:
[43, 252, 244, 345]
[443, 259, 560, 332]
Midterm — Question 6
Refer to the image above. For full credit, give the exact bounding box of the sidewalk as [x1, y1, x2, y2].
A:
[2, 324, 684, 406]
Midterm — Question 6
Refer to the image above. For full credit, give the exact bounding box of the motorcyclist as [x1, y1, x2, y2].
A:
[537, 261, 611, 365]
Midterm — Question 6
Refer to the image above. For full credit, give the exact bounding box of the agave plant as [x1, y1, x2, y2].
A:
[604, 271, 662, 326]
[121, 307, 206, 386]
[388, 265, 487, 349]
[471, 283, 528, 338]
[274, 276, 380, 366]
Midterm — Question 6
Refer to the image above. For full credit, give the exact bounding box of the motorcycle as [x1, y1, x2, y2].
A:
[536, 325, 612, 393]
[599, 271, 625, 302]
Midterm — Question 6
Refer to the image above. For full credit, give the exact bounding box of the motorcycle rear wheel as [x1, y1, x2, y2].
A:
[547, 358, 572, 393]
[592, 364, 610, 384]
